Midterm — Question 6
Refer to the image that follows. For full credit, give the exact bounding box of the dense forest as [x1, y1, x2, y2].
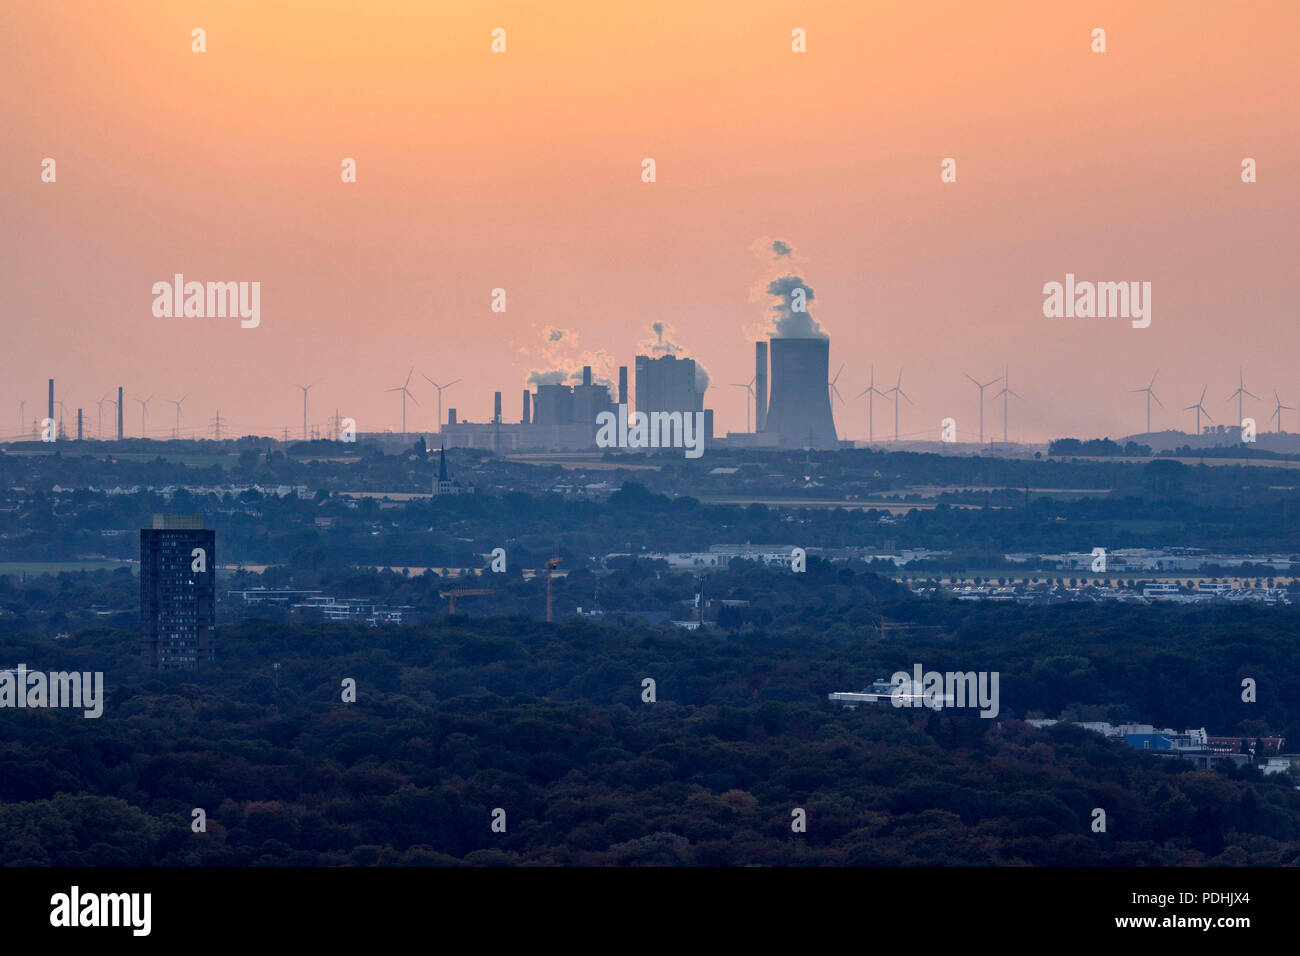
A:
[1, 575, 1298, 866]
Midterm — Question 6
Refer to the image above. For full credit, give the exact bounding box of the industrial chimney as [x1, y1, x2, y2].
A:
[582, 365, 592, 387]
[117, 386, 123, 440]
[494, 391, 502, 424]
[448, 408, 457, 425]
[48, 379, 54, 424]
[763, 337, 837, 449]
[522, 390, 531, 424]
[755, 342, 768, 432]
[618, 366, 628, 405]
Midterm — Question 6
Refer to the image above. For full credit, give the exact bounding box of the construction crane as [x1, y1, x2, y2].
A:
[440, 588, 492, 613]
[545, 558, 562, 622]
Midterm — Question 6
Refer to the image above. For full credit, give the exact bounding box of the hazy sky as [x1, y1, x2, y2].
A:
[2, 1, 1297, 443]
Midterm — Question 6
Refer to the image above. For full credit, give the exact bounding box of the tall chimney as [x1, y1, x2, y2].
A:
[48, 379, 54, 423]
[522, 390, 531, 424]
[755, 341, 768, 432]
[77, 408, 83, 441]
[582, 365, 592, 387]
[448, 408, 457, 425]
[117, 386, 123, 440]
[493, 391, 502, 424]
[618, 366, 628, 405]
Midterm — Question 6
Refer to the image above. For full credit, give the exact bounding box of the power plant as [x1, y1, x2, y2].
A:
[759, 337, 838, 449]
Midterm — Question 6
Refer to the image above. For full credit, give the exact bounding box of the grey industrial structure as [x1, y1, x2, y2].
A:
[413, 333, 839, 452]
[759, 337, 839, 449]
[438, 357, 712, 452]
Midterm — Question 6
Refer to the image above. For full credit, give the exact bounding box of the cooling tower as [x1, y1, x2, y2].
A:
[754, 342, 768, 432]
[762, 337, 837, 449]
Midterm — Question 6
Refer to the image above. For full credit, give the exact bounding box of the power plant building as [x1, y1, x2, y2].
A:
[635, 354, 703, 416]
[759, 336, 839, 449]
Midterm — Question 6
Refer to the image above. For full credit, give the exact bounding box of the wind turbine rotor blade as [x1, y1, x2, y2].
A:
[1151, 392, 1163, 408]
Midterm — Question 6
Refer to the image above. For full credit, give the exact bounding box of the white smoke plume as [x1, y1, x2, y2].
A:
[746, 239, 829, 340]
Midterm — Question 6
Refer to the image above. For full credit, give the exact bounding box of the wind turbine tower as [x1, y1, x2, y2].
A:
[294, 382, 315, 440]
[1130, 370, 1162, 434]
[965, 373, 1002, 444]
[1270, 390, 1294, 433]
[884, 368, 911, 441]
[993, 367, 1023, 443]
[422, 375, 459, 431]
[855, 366, 888, 443]
[731, 378, 756, 432]
[1227, 368, 1258, 426]
[386, 368, 419, 434]
[134, 395, 153, 438]
[168, 395, 188, 439]
[1184, 386, 1213, 436]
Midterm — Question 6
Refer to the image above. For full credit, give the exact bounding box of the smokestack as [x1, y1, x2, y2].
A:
[494, 391, 502, 424]
[582, 365, 592, 387]
[48, 379, 53, 423]
[522, 390, 531, 424]
[117, 387, 123, 440]
[77, 409, 83, 441]
[764, 337, 837, 449]
[448, 408, 457, 425]
[755, 342, 768, 432]
[618, 366, 628, 405]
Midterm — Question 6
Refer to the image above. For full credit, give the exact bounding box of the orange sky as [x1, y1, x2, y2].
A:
[2, 0, 1297, 442]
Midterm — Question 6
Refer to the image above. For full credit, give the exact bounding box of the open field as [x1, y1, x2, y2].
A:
[0, 559, 136, 575]
[503, 454, 661, 471]
[696, 496, 1004, 512]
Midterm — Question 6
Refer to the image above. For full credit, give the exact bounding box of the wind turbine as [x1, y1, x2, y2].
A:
[167, 395, 188, 439]
[95, 394, 111, 440]
[731, 378, 756, 432]
[422, 375, 460, 430]
[965, 373, 1002, 444]
[1226, 367, 1258, 426]
[294, 382, 315, 440]
[386, 368, 419, 433]
[828, 364, 846, 407]
[134, 395, 153, 438]
[855, 365, 888, 443]
[1184, 386, 1212, 436]
[1270, 390, 1294, 433]
[1130, 370, 1162, 434]
[106, 395, 119, 439]
[54, 395, 68, 439]
[884, 368, 911, 441]
[993, 367, 1023, 443]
